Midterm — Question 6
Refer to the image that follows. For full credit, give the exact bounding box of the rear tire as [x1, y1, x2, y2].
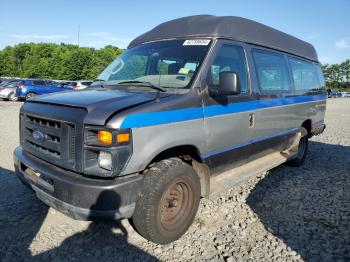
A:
[25, 92, 36, 100]
[131, 158, 201, 244]
[8, 92, 18, 102]
[286, 133, 308, 167]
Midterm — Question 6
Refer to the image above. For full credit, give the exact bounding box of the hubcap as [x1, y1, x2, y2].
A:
[9, 93, 17, 101]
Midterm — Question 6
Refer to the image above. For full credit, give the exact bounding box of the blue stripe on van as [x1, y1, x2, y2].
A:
[201, 127, 299, 159]
[120, 94, 327, 128]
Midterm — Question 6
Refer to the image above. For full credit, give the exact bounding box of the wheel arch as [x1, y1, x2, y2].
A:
[146, 144, 211, 198]
[301, 119, 312, 138]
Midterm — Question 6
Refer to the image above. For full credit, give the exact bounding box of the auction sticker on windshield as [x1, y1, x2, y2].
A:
[183, 39, 211, 46]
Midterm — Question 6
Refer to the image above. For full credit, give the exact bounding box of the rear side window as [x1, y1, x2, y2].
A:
[252, 49, 291, 92]
[4, 81, 18, 87]
[315, 64, 326, 89]
[32, 80, 46, 85]
[289, 57, 320, 91]
[6, 82, 18, 88]
[208, 45, 248, 94]
[47, 81, 61, 87]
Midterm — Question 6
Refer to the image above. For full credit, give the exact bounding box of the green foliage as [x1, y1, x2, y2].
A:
[321, 59, 350, 90]
[0, 42, 123, 80]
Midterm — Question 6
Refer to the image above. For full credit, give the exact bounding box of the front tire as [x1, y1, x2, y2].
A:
[132, 158, 201, 244]
[25, 92, 36, 100]
[287, 133, 308, 167]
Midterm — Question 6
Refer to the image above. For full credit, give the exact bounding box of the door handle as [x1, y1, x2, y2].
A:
[249, 113, 254, 128]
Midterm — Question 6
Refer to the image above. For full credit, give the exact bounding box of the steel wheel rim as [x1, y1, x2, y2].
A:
[159, 179, 193, 232]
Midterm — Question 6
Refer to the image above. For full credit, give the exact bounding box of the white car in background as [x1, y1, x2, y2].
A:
[66, 80, 93, 89]
[341, 92, 350, 98]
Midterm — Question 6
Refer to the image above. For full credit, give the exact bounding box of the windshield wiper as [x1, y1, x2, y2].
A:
[117, 80, 166, 92]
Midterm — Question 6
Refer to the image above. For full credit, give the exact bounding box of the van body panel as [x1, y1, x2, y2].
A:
[118, 93, 326, 175]
[280, 98, 326, 131]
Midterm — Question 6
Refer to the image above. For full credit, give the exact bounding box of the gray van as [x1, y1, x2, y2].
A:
[14, 15, 326, 244]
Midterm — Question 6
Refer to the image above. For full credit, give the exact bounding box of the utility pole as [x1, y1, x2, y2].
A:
[77, 24, 80, 47]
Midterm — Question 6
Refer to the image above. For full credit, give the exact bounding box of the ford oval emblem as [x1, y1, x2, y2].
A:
[32, 130, 45, 142]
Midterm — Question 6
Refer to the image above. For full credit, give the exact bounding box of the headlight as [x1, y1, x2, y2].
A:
[83, 127, 133, 177]
[98, 151, 113, 170]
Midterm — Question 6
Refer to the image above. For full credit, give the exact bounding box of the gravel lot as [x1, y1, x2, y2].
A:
[0, 99, 349, 261]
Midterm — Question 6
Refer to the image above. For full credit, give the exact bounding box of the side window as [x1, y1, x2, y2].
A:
[289, 57, 323, 91]
[82, 81, 92, 86]
[47, 81, 60, 87]
[252, 49, 291, 93]
[315, 64, 326, 89]
[32, 80, 46, 86]
[208, 45, 248, 94]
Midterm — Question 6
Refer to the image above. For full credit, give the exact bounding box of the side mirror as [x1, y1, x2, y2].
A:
[209, 71, 240, 96]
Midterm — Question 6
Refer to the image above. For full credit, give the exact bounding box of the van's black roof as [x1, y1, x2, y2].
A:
[128, 15, 318, 62]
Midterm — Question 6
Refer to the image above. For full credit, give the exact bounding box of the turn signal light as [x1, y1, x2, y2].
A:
[116, 133, 130, 143]
[97, 130, 113, 145]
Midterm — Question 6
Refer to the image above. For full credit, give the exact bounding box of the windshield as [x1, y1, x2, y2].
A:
[94, 39, 211, 90]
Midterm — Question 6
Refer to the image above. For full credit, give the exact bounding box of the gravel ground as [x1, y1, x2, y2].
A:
[0, 99, 349, 261]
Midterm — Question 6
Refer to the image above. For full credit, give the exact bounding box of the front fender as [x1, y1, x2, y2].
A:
[121, 119, 206, 175]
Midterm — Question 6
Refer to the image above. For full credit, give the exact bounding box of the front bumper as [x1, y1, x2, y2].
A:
[311, 121, 326, 136]
[15, 90, 26, 99]
[14, 147, 143, 220]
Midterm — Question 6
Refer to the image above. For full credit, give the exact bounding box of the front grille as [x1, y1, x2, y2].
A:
[21, 114, 78, 171]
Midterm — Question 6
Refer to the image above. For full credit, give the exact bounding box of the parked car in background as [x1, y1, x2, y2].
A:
[59, 81, 75, 86]
[340, 91, 350, 97]
[66, 80, 93, 89]
[327, 89, 341, 98]
[0, 78, 20, 86]
[0, 80, 22, 101]
[15, 79, 74, 100]
[0, 78, 13, 85]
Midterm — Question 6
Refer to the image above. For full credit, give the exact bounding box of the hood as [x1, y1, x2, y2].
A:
[29, 89, 169, 125]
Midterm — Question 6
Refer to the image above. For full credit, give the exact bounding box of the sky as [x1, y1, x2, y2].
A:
[0, 0, 349, 64]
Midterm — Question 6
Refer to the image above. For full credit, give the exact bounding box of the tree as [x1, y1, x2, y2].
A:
[0, 42, 123, 80]
[340, 60, 350, 85]
[321, 61, 350, 89]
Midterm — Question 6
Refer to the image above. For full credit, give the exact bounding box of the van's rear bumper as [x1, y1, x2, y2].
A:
[13, 147, 143, 220]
